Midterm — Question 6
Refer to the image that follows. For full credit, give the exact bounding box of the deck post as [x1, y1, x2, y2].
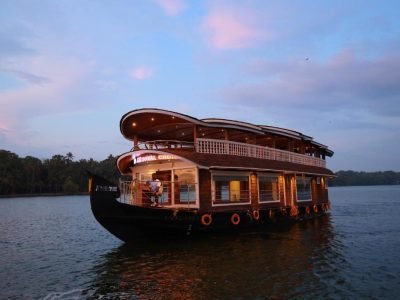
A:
[250, 172, 258, 210]
[224, 129, 229, 154]
[193, 125, 197, 144]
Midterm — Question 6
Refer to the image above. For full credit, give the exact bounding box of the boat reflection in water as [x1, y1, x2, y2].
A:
[83, 215, 348, 299]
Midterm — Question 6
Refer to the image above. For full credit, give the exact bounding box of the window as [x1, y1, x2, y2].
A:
[258, 174, 279, 202]
[140, 173, 152, 182]
[212, 173, 250, 205]
[296, 176, 311, 201]
[174, 169, 196, 203]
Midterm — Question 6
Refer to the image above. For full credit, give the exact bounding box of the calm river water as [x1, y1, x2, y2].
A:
[1, 186, 400, 299]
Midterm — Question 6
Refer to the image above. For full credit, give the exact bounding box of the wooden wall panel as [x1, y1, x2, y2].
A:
[279, 175, 285, 206]
[291, 176, 296, 206]
[312, 177, 319, 204]
[198, 169, 211, 211]
[250, 172, 258, 209]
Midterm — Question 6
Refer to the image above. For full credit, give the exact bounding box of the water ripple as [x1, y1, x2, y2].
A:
[1, 188, 400, 299]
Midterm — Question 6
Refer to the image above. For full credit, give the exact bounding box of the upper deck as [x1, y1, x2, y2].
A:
[119, 108, 333, 173]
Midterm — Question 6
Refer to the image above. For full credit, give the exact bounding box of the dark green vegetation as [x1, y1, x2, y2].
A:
[0, 150, 119, 196]
[1, 149, 399, 196]
[329, 170, 400, 186]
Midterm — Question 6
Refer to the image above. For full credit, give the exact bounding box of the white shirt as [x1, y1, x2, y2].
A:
[149, 179, 161, 193]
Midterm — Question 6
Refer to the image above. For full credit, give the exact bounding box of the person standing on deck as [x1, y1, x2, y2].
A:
[149, 174, 162, 207]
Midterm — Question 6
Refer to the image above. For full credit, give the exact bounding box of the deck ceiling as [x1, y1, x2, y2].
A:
[121, 111, 197, 141]
[119, 108, 333, 156]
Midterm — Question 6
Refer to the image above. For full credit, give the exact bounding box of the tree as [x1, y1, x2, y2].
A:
[23, 156, 44, 193]
[0, 150, 24, 194]
[43, 154, 67, 193]
[63, 177, 79, 194]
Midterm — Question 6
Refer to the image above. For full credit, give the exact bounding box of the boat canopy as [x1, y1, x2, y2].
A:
[120, 108, 333, 157]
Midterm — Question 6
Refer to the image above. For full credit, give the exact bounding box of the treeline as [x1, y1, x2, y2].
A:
[0, 150, 119, 195]
[329, 170, 400, 186]
[1, 149, 400, 195]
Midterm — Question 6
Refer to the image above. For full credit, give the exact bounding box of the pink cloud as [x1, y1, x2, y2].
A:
[154, 0, 186, 16]
[202, 6, 269, 50]
[131, 67, 154, 80]
[0, 123, 9, 132]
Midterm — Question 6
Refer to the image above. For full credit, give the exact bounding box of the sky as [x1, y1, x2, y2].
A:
[0, 0, 400, 172]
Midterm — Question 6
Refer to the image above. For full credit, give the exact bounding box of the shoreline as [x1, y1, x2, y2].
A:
[0, 192, 89, 199]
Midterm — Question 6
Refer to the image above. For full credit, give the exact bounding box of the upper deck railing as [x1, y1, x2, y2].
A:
[134, 140, 194, 150]
[132, 138, 326, 168]
[195, 138, 326, 168]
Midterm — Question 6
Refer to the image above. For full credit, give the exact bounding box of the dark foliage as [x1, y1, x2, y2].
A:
[0, 150, 119, 195]
[1, 149, 399, 195]
[329, 170, 400, 187]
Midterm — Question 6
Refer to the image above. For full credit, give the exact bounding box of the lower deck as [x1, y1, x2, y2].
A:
[118, 166, 330, 213]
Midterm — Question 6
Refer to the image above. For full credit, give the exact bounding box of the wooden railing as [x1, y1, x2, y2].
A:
[133, 140, 194, 151]
[195, 138, 326, 168]
[118, 180, 198, 208]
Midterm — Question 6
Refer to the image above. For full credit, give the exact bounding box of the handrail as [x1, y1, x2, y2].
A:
[118, 179, 198, 208]
[129, 138, 326, 168]
[195, 138, 326, 168]
[132, 140, 194, 151]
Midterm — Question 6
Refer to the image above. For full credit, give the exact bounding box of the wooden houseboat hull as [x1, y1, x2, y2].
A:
[90, 174, 329, 242]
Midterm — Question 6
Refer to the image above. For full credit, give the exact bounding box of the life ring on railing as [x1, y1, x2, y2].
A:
[201, 214, 212, 226]
[268, 209, 274, 218]
[231, 213, 241, 225]
[290, 206, 298, 217]
[305, 206, 311, 214]
[253, 210, 260, 221]
[313, 204, 318, 213]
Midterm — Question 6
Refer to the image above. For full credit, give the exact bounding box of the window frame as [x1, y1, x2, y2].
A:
[258, 173, 280, 203]
[211, 171, 251, 207]
[173, 168, 197, 204]
[296, 175, 312, 202]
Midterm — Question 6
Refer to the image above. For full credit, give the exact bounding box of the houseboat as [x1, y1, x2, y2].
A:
[90, 108, 334, 242]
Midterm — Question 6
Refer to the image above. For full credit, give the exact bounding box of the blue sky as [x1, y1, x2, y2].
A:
[1, 0, 399, 172]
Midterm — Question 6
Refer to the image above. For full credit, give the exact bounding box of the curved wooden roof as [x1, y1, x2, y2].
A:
[120, 108, 333, 156]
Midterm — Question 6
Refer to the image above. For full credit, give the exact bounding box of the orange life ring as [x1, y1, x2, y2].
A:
[268, 209, 274, 218]
[290, 206, 298, 217]
[313, 204, 318, 213]
[252, 210, 260, 221]
[231, 213, 241, 225]
[201, 214, 212, 226]
[305, 206, 311, 214]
